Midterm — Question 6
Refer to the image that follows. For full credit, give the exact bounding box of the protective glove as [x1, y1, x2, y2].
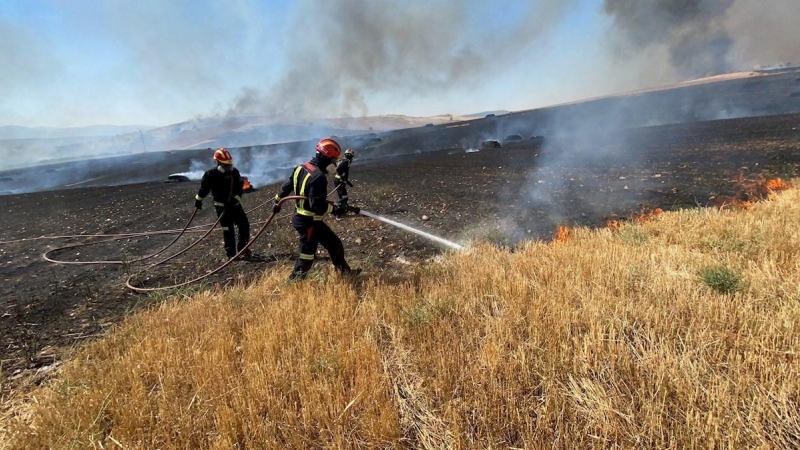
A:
[195, 199, 203, 210]
[346, 205, 361, 215]
[347, 181, 354, 188]
[272, 202, 281, 214]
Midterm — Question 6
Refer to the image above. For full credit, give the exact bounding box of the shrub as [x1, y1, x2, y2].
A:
[699, 265, 744, 294]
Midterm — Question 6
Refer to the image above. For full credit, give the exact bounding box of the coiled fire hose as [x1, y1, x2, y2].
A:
[39, 184, 344, 265]
[42, 208, 207, 265]
[124, 195, 304, 293]
[40, 196, 294, 265]
[33, 182, 461, 292]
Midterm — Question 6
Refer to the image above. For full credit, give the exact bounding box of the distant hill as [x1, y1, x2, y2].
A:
[3, 67, 800, 172]
[0, 114, 479, 170]
[0, 124, 157, 140]
[463, 110, 510, 118]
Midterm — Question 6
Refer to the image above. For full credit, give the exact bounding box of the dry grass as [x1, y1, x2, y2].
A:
[3, 182, 800, 449]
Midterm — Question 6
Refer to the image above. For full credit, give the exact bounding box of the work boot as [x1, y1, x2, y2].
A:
[230, 249, 252, 261]
[341, 267, 362, 278]
[287, 270, 308, 283]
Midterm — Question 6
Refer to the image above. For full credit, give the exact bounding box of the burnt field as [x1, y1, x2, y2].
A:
[1, 112, 799, 392]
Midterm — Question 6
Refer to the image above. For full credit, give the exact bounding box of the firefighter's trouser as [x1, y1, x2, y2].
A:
[290, 214, 350, 279]
[215, 202, 250, 258]
[335, 181, 349, 207]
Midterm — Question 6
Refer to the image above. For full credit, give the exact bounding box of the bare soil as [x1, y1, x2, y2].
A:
[1, 113, 799, 394]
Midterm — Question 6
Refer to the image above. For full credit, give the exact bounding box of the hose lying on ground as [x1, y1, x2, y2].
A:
[39, 198, 292, 265]
[42, 209, 205, 265]
[124, 195, 305, 293]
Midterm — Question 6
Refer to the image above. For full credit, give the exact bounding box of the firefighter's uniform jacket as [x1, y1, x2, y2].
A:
[196, 166, 250, 258]
[334, 157, 352, 206]
[275, 155, 351, 279]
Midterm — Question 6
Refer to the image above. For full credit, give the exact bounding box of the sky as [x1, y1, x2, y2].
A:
[1, 0, 798, 128]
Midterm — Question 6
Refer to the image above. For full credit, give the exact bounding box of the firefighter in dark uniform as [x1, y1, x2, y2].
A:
[273, 138, 360, 281]
[194, 148, 251, 259]
[334, 148, 355, 208]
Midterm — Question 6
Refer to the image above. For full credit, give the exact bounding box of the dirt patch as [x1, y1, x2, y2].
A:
[1, 113, 799, 394]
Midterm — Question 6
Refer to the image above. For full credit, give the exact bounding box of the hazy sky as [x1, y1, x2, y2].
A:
[1, 0, 798, 128]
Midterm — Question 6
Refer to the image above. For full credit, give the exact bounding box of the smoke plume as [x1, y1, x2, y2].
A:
[227, 0, 575, 120]
[603, 0, 800, 78]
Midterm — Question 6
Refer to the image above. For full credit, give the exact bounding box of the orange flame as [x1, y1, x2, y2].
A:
[720, 174, 789, 210]
[242, 177, 252, 191]
[555, 225, 571, 243]
[606, 219, 621, 232]
[714, 197, 754, 210]
[766, 177, 789, 191]
[632, 207, 664, 224]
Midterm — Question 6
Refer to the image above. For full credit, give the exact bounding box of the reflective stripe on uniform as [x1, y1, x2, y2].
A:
[214, 201, 225, 207]
[299, 253, 315, 261]
[298, 173, 311, 197]
[221, 227, 230, 231]
[292, 166, 303, 192]
[334, 174, 342, 180]
[195, 194, 203, 201]
[294, 165, 321, 218]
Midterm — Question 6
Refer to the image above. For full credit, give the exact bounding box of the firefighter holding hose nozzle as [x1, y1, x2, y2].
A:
[194, 148, 252, 260]
[334, 148, 355, 210]
[273, 138, 361, 281]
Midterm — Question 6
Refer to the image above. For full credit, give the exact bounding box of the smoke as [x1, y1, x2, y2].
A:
[726, 0, 800, 68]
[174, 144, 316, 189]
[226, 0, 575, 121]
[483, 0, 800, 240]
[603, 0, 736, 77]
[234, 146, 308, 189]
[602, 0, 800, 78]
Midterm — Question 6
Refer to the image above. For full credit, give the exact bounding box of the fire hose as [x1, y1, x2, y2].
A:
[43, 209, 206, 265]
[40, 197, 295, 265]
[39, 183, 346, 264]
[124, 195, 305, 292]
[35, 181, 463, 292]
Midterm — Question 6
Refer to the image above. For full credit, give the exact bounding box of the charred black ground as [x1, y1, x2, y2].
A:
[1, 112, 799, 395]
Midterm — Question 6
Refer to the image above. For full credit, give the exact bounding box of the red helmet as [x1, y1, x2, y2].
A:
[213, 148, 233, 164]
[315, 138, 341, 159]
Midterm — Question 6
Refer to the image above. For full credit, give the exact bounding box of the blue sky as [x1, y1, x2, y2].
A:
[1, 0, 797, 128]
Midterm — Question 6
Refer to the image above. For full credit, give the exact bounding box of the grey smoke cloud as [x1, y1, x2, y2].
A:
[3, 0, 799, 132]
[726, 0, 800, 67]
[603, 0, 800, 77]
[227, 0, 575, 120]
[603, 0, 737, 77]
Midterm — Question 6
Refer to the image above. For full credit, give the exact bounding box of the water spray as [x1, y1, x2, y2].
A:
[357, 209, 464, 251]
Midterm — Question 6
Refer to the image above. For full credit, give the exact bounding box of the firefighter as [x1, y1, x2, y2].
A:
[334, 148, 355, 209]
[273, 138, 361, 281]
[194, 148, 252, 260]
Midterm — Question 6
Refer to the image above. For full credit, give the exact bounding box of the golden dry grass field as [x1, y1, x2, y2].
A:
[2, 180, 798, 448]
